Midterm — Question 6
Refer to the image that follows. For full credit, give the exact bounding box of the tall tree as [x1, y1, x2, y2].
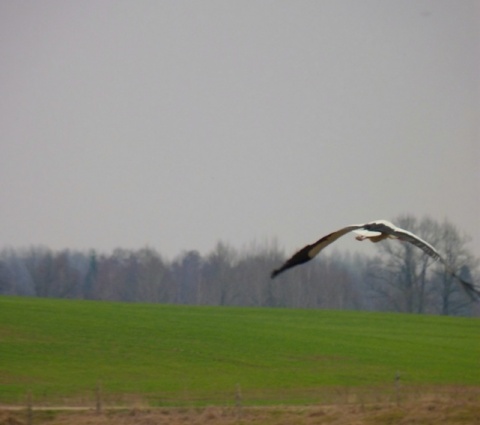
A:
[432, 220, 479, 315]
[83, 250, 98, 300]
[367, 216, 432, 312]
[172, 250, 203, 304]
[368, 215, 478, 314]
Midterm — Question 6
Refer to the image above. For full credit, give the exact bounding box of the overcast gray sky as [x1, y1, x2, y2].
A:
[1, 1, 479, 259]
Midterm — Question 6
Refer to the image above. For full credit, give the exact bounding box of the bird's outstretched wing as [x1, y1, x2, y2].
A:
[270, 224, 362, 278]
[363, 221, 442, 261]
[363, 221, 480, 300]
[448, 272, 480, 301]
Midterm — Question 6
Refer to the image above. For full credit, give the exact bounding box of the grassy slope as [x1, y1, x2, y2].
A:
[0, 296, 479, 404]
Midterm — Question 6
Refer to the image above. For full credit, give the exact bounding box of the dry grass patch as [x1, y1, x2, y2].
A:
[2, 399, 479, 425]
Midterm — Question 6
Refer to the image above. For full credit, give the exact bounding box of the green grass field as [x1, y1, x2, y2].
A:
[0, 296, 479, 406]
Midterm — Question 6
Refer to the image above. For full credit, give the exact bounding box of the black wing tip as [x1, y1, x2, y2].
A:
[271, 269, 281, 279]
[461, 280, 480, 302]
[452, 272, 480, 301]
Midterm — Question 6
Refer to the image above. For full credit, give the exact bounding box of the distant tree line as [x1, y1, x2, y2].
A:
[0, 216, 478, 316]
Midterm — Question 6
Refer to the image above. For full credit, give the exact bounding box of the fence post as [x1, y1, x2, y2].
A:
[26, 390, 33, 425]
[395, 371, 401, 406]
[235, 384, 243, 418]
[95, 381, 102, 414]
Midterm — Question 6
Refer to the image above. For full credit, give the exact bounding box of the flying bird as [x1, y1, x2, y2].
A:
[271, 220, 479, 300]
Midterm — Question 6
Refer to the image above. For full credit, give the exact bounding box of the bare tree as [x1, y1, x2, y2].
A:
[172, 250, 203, 304]
[431, 220, 479, 315]
[201, 242, 237, 305]
[368, 215, 478, 315]
[135, 247, 171, 303]
[367, 216, 433, 312]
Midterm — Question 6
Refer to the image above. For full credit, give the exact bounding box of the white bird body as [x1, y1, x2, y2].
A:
[353, 229, 383, 238]
[271, 219, 479, 300]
